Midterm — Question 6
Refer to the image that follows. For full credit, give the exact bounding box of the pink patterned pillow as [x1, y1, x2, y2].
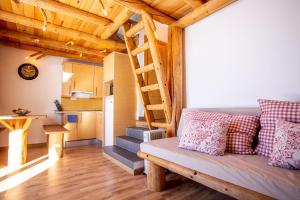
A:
[226, 115, 260, 154]
[268, 120, 300, 169]
[255, 99, 300, 156]
[183, 110, 231, 121]
[178, 118, 229, 156]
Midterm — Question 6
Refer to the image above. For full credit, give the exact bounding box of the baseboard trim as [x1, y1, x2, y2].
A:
[0, 143, 47, 150]
[64, 139, 102, 148]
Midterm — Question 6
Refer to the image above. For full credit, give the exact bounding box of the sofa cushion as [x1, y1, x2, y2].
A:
[226, 115, 260, 154]
[255, 99, 300, 156]
[268, 120, 300, 169]
[178, 118, 228, 156]
[141, 137, 300, 200]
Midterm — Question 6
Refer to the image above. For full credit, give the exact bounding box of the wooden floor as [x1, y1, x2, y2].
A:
[0, 145, 234, 200]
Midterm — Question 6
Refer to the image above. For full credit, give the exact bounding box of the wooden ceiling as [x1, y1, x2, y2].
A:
[0, 0, 234, 63]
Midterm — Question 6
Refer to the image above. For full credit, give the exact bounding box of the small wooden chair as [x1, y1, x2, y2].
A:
[43, 125, 69, 160]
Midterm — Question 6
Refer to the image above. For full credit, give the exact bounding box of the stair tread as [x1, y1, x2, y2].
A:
[117, 136, 143, 144]
[103, 146, 143, 165]
[127, 126, 149, 131]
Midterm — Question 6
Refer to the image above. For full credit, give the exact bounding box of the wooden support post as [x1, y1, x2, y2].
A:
[147, 161, 166, 192]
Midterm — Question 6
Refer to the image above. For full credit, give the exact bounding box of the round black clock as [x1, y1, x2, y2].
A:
[18, 63, 39, 80]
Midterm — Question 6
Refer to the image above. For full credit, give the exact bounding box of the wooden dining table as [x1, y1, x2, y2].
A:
[0, 115, 46, 168]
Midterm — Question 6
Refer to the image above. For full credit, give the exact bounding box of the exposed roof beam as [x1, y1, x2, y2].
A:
[173, 0, 236, 28]
[0, 29, 106, 57]
[111, 0, 176, 25]
[183, 0, 204, 8]
[17, 0, 112, 26]
[0, 10, 125, 50]
[0, 40, 102, 63]
[101, 9, 134, 39]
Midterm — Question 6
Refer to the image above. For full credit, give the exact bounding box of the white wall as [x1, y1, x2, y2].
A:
[185, 0, 300, 108]
[0, 44, 63, 147]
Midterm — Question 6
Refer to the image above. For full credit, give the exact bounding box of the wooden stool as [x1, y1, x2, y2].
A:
[43, 125, 69, 161]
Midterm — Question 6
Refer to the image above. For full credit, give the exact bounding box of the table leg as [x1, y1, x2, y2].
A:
[7, 119, 31, 169]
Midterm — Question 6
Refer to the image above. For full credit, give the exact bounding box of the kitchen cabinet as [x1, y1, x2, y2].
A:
[72, 63, 95, 93]
[62, 62, 73, 97]
[62, 62, 103, 98]
[63, 111, 103, 142]
[94, 67, 103, 98]
[77, 112, 96, 140]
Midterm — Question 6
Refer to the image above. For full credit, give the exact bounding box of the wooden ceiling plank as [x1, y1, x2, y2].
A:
[0, 10, 125, 50]
[0, 40, 102, 63]
[0, 29, 106, 57]
[173, 0, 237, 28]
[18, 0, 112, 26]
[110, 0, 176, 25]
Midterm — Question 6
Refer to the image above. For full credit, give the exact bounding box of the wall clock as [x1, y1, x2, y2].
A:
[18, 63, 39, 80]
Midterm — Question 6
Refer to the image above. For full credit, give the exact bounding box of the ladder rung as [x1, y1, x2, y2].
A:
[126, 21, 143, 38]
[141, 84, 159, 92]
[156, 40, 167, 47]
[131, 42, 149, 56]
[146, 104, 164, 111]
[151, 122, 168, 128]
[136, 63, 154, 74]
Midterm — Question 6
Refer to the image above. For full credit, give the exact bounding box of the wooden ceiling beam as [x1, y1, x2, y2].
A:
[110, 0, 176, 25]
[101, 9, 134, 39]
[0, 40, 102, 63]
[173, 0, 236, 28]
[0, 29, 106, 57]
[183, 0, 204, 8]
[0, 10, 125, 50]
[17, 0, 112, 26]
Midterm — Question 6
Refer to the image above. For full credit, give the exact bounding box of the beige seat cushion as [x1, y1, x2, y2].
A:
[141, 137, 300, 200]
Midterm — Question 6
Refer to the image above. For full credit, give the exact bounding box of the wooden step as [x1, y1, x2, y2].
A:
[126, 21, 143, 38]
[146, 104, 164, 111]
[141, 84, 159, 92]
[131, 42, 149, 56]
[136, 63, 154, 74]
[151, 122, 168, 128]
[156, 40, 167, 47]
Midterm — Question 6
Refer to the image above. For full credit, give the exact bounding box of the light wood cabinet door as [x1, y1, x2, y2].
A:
[77, 112, 96, 140]
[72, 63, 94, 93]
[96, 112, 103, 141]
[62, 62, 73, 97]
[94, 67, 103, 98]
[63, 114, 78, 141]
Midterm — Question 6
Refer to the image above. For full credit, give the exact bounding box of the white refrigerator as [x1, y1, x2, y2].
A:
[104, 95, 114, 146]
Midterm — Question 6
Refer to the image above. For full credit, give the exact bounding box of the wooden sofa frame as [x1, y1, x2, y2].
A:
[138, 151, 274, 200]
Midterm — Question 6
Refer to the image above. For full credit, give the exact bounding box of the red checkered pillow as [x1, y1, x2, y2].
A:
[255, 99, 300, 156]
[268, 120, 300, 169]
[226, 115, 260, 154]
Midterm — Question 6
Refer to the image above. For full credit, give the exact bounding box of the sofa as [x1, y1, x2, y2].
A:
[138, 108, 300, 200]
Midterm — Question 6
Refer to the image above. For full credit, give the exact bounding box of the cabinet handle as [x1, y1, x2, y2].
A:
[69, 85, 71, 95]
[96, 87, 98, 96]
[73, 80, 76, 89]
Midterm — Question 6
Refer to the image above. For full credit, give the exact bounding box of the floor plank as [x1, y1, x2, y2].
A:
[0, 145, 234, 200]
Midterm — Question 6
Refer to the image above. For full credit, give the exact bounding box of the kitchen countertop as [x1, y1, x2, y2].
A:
[55, 110, 103, 114]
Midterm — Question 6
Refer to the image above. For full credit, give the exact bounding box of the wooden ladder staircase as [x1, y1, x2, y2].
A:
[122, 11, 172, 130]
